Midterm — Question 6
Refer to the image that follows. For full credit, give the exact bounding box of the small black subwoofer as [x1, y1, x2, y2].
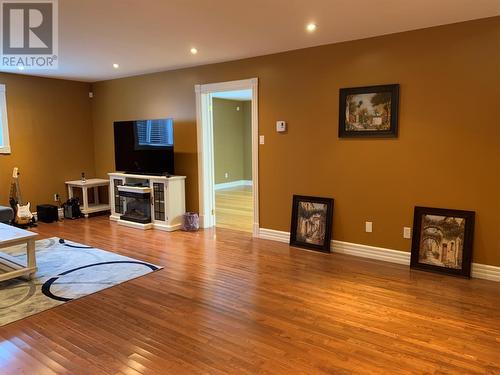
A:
[37, 204, 59, 223]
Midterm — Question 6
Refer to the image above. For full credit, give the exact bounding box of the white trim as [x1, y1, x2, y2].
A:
[471, 263, 500, 282]
[149, 222, 182, 232]
[0, 84, 11, 154]
[195, 78, 259, 236]
[257, 227, 500, 282]
[250, 80, 259, 236]
[332, 240, 410, 265]
[197, 79, 257, 94]
[258, 228, 289, 243]
[117, 219, 154, 230]
[214, 180, 252, 190]
[195, 87, 214, 229]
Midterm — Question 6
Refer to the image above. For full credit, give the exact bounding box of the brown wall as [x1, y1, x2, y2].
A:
[0, 73, 94, 209]
[91, 17, 500, 266]
[213, 98, 251, 184]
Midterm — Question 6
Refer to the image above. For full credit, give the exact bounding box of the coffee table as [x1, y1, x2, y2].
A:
[0, 223, 38, 282]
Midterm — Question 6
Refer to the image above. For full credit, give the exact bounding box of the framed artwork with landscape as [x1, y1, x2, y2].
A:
[411, 206, 475, 278]
[338, 84, 399, 138]
[290, 195, 334, 252]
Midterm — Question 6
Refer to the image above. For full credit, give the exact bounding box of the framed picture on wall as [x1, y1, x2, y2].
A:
[411, 206, 475, 278]
[290, 195, 334, 252]
[338, 84, 399, 138]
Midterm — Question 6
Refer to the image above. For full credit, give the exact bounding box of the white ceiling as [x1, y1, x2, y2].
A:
[2, 0, 499, 82]
[212, 90, 252, 101]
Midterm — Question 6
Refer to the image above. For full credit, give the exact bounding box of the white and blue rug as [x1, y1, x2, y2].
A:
[0, 237, 161, 326]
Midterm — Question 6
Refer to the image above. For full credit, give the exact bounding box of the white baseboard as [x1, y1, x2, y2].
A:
[471, 263, 500, 282]
[214, 180, 252, 190]
[332, 240, 410, 265]
[259, 228, 289, 243]
[258, 228, 500, 282]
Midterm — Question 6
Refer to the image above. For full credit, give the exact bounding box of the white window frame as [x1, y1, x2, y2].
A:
[0, 84, 11, 154]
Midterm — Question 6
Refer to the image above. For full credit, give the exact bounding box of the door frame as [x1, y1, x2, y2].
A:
[195, 78, 259, 236]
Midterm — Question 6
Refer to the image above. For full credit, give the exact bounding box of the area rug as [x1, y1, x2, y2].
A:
[0, 237, 161, 326]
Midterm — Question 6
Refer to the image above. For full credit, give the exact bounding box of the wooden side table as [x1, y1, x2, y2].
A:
[65, 178, 110, 218]
[0, 223, 37, 281]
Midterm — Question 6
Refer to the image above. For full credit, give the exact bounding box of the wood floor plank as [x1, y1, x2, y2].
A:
[0, 216, 499, 374]
[215, 185, 253, 232]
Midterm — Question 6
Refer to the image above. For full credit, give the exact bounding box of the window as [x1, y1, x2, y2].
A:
[135, 119, 173, 148]
[0, 84, 10, 154]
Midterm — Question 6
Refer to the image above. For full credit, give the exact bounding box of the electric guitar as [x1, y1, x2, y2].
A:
[9, 167, 34, 226]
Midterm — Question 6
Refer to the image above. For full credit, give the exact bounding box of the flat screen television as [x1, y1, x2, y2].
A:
[114, 118, 174, 175]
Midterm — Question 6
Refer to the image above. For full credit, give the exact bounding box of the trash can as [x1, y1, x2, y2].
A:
[182, 212, 199, 231]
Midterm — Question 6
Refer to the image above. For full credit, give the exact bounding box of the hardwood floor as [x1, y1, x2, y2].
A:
[215, 186, 253, 233]
[1, 216, 500, 374]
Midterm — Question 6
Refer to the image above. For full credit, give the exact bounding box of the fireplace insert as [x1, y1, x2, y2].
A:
[119, 190, 151, 224]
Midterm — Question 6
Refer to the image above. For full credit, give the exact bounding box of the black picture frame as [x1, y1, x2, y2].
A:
[338, 84, 399, 138]
[411, 206, 475, 278]
[290, 195, 334, 253]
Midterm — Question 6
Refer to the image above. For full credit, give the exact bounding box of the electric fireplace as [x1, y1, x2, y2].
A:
[117, 186, 152, 224]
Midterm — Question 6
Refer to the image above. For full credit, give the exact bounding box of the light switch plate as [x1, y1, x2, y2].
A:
[403, 227, 412, 239]
[365, 221, 373, 233]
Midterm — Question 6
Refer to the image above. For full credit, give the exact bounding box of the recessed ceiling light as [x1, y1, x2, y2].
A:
[113, 63, 119, 69]
[306, 23, 317, 32]
[190, 47, 198, 55]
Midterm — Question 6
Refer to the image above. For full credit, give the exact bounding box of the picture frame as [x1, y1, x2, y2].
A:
[290, 195, 334, 252]
[411, 206, 475, 278]
[338, 84, 399, 138]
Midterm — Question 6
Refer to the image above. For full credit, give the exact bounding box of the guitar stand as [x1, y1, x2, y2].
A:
[11, 217, 37, 229]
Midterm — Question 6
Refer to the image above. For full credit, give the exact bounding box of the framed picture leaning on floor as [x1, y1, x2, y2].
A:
[411, 206, 475, 278]
[290, 195, 334, 253]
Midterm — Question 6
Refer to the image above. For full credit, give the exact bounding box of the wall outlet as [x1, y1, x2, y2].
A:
[365, 221, 373, 233]
[224, 172, 229, 179]
[403, 227, 412, 239]
[53, 193, 60, 202]
[259, 135, 265, 145]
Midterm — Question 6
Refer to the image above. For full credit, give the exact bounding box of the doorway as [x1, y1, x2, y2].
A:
[195, 78, 259, 236]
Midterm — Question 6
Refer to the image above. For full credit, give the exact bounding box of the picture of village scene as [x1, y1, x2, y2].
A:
[296, 201, 328, 246]
[344, 92, 392, 131]
[418, 214, 466, 270]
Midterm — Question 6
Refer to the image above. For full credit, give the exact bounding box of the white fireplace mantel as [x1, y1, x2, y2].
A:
[108, 172, 186, 231]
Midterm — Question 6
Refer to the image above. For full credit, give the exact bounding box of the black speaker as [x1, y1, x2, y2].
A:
[37, 204, 59, 223]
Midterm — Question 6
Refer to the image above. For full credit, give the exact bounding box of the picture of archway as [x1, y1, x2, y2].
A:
[290, 195, 334, 252]
[419, 215, 465, 269]
[410, 206, 475, 278]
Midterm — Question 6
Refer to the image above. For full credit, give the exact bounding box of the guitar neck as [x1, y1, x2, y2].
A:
[10, 176, 22, 204]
